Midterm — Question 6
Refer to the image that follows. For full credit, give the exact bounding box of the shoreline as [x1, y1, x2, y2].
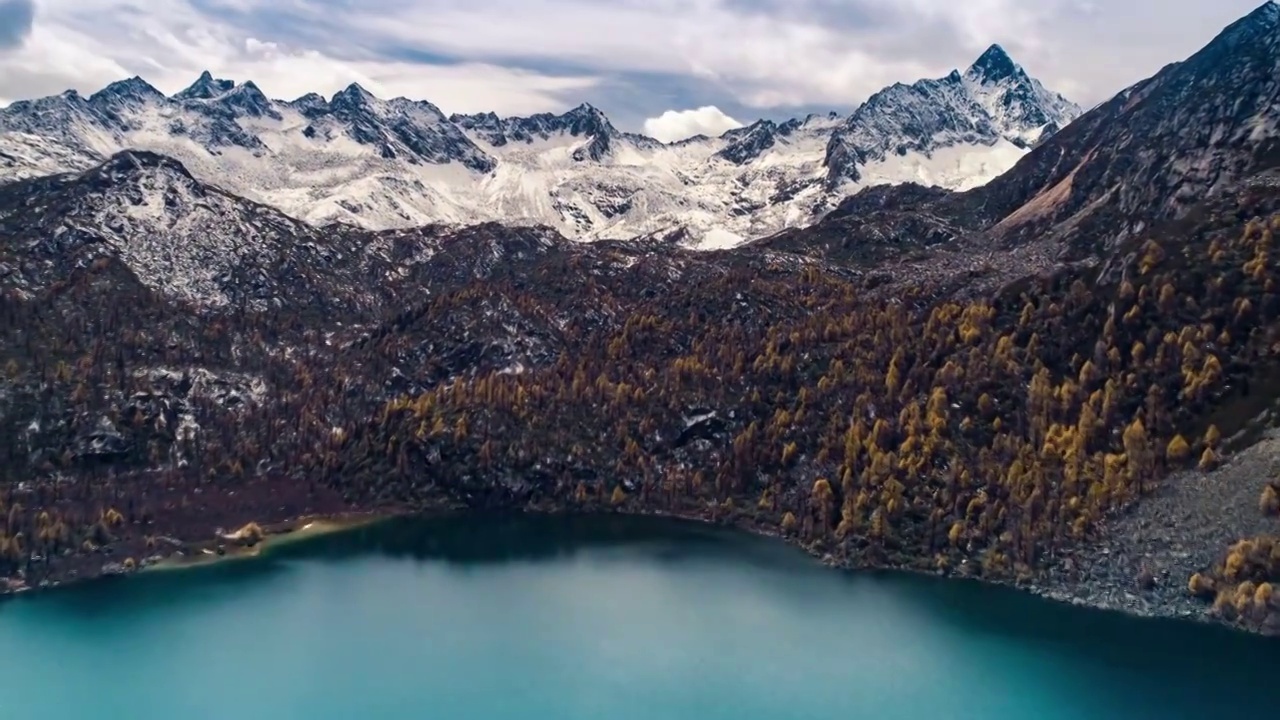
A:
[625, 507, 1272, 637]
[140, 511, 398, 575]
[0, 502, 1264, 638]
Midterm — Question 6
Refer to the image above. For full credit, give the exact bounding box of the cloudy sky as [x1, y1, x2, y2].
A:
[0, 0, 1268, 141]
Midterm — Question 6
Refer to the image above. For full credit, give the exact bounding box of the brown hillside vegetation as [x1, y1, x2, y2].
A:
[13, 183, 1269, 584]
[325, 188, 1280, 584]
[1, 173, 1279, 634]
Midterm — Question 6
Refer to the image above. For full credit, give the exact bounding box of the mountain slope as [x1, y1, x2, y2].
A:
[0, 150, 384, 313]
[0, 48, 1078, 247]
[962, 0, 1280, 258]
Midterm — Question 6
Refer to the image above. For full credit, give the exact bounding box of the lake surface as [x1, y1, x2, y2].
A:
[0, 514, 1276, 719]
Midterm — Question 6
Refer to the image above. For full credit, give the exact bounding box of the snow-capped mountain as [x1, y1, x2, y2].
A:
[821, 45, 1078, 189]
[0, 46, 1079, 247]
[450, 103, 662, 162]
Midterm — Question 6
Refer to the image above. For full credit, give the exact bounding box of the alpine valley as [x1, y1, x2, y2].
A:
[2, 1, 1280, 641]
[0, 44, 1078, 246]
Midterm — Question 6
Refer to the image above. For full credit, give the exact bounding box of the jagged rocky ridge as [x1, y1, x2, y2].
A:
[0, 46, 1078, 246]
[2, 3, 1280, 639]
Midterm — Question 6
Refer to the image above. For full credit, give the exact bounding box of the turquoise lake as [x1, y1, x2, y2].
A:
[0, 514, 1276, 719]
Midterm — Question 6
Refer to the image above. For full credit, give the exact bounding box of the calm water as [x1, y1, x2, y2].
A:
[0, 515, 1276, 720]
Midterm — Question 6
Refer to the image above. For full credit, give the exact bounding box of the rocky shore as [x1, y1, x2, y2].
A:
[1019, 430, 1280, 634]
[636, 492, 1279, 637]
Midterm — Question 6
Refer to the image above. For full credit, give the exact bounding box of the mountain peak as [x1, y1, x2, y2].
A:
[1252, 0, 1279, 21]
[561, 102, 616, 135]
[1235, 0, 1280, 31]
[966, 43, 1025, 84]
[174, 71, 234, 101]
[566, 102, 605, 118]
[331, 82, 377, 108]
[823, 40, 1080, 187]
[109, 76, 155, 91]
[976, 43, 1011, 61]
[716, 119, 782, 165]
[93, 150, 195, 182]
[1190, 1, 1280, 60]
[227, 80, 268, 102]
[220, 80, 277, 118]
[89, 76, 162, 105]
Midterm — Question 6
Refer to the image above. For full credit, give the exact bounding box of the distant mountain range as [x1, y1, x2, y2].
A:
[0, 44, 1079, 247]
[3, 0, 1276, 309]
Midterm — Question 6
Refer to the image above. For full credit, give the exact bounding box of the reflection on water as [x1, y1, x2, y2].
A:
[275, 513, 738, 565]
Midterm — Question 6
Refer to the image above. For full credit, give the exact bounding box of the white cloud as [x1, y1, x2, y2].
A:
[643, 106, 742, 143]
[335, 0, 949, 107]
[0, 0, 1272, 119]
[339, 0, 1280, 108]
